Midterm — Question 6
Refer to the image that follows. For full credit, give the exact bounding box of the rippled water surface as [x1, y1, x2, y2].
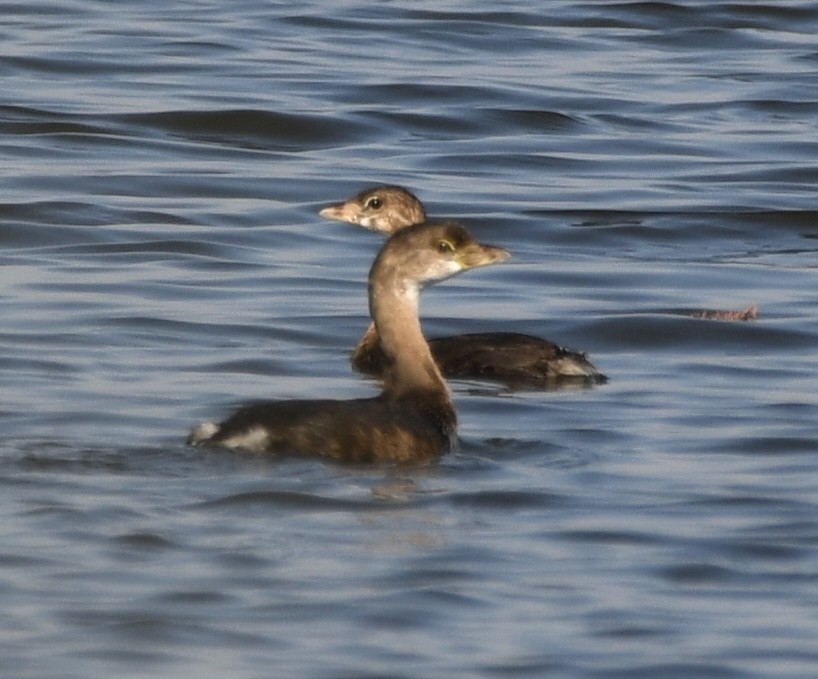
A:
[3, 2, 818, 677]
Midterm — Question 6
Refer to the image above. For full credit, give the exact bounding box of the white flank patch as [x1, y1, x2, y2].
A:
[220, 426, 271, 453]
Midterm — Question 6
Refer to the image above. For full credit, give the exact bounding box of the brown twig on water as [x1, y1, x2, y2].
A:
[689, 304, 759, 321]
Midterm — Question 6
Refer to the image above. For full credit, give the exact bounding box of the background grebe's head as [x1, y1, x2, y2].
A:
[320, 185, 426, 234]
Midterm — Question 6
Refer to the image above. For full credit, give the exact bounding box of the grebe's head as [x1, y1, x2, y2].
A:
[320, 185, 426, 234]
[370, 221, 509, 291]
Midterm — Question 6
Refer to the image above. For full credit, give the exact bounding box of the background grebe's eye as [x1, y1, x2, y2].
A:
[365, 197, 382, 209]
[437, 239, 455, 254]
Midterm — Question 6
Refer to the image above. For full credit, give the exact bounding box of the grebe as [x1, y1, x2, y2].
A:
[188, 221, 510, 462]
[320, 185, 605, 387]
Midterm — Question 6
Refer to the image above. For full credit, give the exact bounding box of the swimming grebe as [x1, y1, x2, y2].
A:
[320, 185, 605, 386]
[188, 221, 510, 462]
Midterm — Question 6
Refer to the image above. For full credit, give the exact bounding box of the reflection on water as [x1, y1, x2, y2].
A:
[2, 1, 818, 677]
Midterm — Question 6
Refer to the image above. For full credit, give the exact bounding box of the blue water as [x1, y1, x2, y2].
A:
[2, 2, 818, 677]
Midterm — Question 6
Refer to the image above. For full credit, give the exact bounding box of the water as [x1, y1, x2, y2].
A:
[2, 1, 818, 677]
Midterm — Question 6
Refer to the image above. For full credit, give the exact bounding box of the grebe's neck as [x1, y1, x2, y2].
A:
[369, 269, 448, 398]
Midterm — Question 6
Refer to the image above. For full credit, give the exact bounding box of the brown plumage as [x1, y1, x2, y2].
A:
[188, 221, 509, 462]
[320, 185, 605, 387]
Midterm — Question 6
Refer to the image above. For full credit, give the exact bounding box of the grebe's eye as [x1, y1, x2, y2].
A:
[437, 239, 455, 254]
[365, 196, 382, 210]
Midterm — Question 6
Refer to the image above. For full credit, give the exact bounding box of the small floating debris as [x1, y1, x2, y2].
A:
[689, 304, 759, 321]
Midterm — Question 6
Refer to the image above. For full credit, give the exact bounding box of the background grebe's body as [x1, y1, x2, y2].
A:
[321, 185, 606, 386]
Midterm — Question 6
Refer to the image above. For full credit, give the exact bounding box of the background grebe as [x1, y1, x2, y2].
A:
[188, 221, 509, 463]
[320, 185, 606, 387]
